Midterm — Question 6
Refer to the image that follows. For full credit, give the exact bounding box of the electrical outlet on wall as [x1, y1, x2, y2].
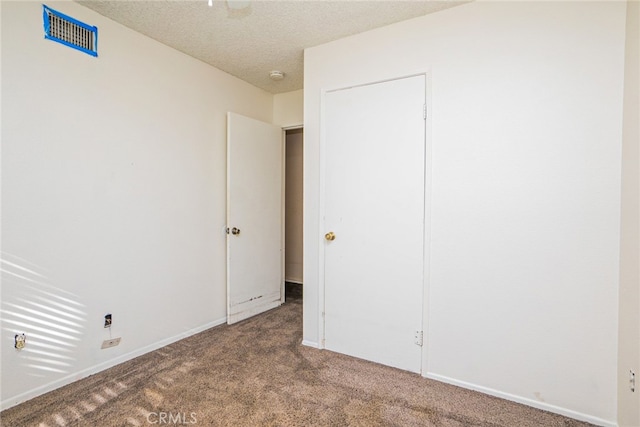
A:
[14, 333, 26, 350]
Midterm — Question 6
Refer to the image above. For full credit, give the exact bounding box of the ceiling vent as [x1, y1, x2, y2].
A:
[43, 5, 98, 57]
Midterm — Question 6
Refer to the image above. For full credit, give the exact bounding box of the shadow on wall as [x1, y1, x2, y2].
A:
[0, 253, 201, 425]
[1, 252, 86, 377]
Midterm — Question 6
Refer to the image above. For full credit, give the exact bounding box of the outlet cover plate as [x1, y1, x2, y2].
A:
[101, 337, 121, 349]
[15, 333, 26, 350]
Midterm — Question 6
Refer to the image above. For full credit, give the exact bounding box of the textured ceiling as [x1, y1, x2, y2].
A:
[76, 1, 468, 94]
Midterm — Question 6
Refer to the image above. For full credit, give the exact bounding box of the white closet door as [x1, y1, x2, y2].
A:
[323, 75, 426, 373]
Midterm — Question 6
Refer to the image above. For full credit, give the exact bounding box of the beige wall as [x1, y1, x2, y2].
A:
[618, 1, 640, 425]
[273, 89, 303, 128]
[285, 129, 304, 284]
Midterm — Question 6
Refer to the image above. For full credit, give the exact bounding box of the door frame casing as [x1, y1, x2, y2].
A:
[317, 72, 433, 376]
[283, 125, 305, 287]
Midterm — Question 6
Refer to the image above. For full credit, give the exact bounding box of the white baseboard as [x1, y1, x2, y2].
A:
[301, 339, 319, 348]
[424, 373, 617, 427]
[0, 316, 227, 411]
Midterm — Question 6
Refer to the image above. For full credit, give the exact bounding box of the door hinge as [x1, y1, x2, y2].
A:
[423, 104, 426, 120]
[415, 330, 424, 347]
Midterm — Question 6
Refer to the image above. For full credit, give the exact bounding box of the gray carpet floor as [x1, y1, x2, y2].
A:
[1, 286, 596, 426]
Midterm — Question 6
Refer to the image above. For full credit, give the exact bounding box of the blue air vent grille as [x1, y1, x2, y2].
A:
[43, 5, 98, 57]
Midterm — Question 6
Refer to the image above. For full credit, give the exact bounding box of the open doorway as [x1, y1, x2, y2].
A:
[285, 127, 303, 301]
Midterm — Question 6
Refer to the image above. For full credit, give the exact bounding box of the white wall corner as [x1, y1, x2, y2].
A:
[617, 0, 640, 426]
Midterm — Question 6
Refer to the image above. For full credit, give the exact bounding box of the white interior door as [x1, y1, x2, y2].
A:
[323, 75, 426, 373]
[227, 112, 284, 325]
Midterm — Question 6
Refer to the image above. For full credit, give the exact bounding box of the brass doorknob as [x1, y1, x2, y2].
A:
[232, 227, 241, 236]
[325, 232, 336, 241]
